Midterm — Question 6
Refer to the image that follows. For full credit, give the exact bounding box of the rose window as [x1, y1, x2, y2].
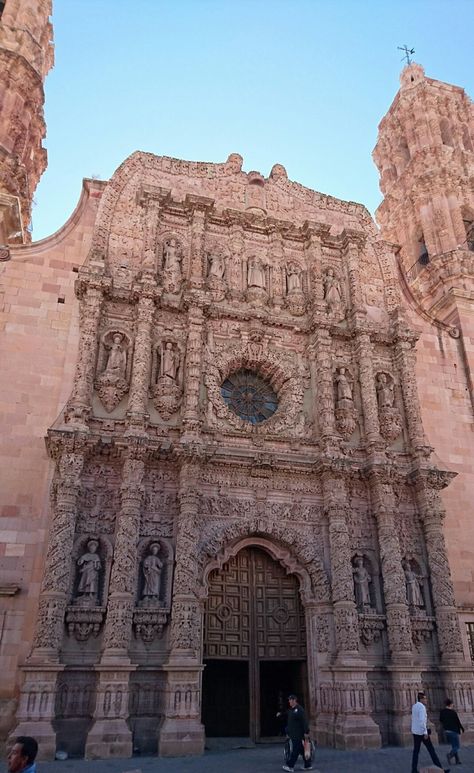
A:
[221, 369, 278, 424]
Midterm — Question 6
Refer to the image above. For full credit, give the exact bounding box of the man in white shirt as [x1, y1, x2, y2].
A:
[411, 691, 450, 773]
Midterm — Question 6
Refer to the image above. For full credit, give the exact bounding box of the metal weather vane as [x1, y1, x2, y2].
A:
[398, 44, 415, 65]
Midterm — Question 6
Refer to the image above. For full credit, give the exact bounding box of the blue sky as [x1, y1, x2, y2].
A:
[32, 0, 474, 240]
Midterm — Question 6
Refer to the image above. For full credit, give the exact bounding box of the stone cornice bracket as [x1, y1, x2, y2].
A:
[75, 263, 112, 300]
[184, 193, 215, 214]
[408, 466, 457, 492]
[136, 184, 171, 208]
[45, 428, 89, 462]
[302, 219, 331, 243]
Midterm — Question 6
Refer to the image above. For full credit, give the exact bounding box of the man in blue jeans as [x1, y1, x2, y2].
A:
[280, 694, 312, 772]
[411, 691, 450, 773]
[440, 698, 464, 766]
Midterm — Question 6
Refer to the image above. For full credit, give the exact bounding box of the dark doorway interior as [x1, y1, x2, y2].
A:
[202, 660, 249, 736]
[259, 660, 306, 738]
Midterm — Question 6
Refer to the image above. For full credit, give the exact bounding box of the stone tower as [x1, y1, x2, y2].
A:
[0, 0, 53, 246]
[373, 63, 474, 332]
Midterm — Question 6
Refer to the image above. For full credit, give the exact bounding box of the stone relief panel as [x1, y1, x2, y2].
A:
[94, 329, 133, 412]
[141, 467, 178, 538]
[77, 464, 121, 535]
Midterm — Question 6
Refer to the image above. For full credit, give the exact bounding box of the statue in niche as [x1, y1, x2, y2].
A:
[353, 555, 373, 611]
[163, 237, 182, 290]
[286, 263, 302, 294]
[103, 333, 127, 380]
[324, 267, 342, 309]
[403, 560, 425, 608]
[335, 366, 353, 408]
[376, 372, 395, 409]
[160, 341, 179, 383]
[208, 252, 225, 281]
[248, 256, 266, 289]
[75, 539, 101, 605]
[141, 543, 163, 604]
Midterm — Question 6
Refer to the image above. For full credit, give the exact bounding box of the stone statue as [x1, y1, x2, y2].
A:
[163, 238, 182, 287]
[160, 342, 179, 382]
[104, 334, 127, 380]
[76, 539, 101, 603]
[403, 560, 424, 608]
[248, 256, 266, 289]
[376, 373, 395, 409]
[286, 263, 302, 293]
[324, 267, 342, 308]
[335, 367, 353, 407]
[141, 543, 163, 602]
[208, 252, 225, 280]
[353, 556, 372, 610]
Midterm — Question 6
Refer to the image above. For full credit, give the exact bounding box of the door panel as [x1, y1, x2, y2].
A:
[203, 547, 307, 740]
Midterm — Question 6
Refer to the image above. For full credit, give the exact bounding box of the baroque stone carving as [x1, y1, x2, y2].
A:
[133, 607, 170, 643]
[95, 331, 131, 412]
[162, 237, 183, 293]
[151, 340, 183, 419]
[324, 267, 344, 315]
[359, 613, 385, 646]
[74, 538, 102, 606]
[334, 366, 357, 439]
[65, 606, 105, 641]
[376, 372, 402, 441]
[140, 542, 163, 605]
[352, 555, 374, 612]
[403, 559, 425, 610]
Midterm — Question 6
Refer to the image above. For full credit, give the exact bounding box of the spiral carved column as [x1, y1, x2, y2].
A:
[159, 463, 205, 756]
[85, 450, 145, 758]
[321, 467, 381, 749]
[11, 447, 85, 758]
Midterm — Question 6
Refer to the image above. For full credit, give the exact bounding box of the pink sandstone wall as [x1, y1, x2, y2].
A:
[0, 179, 103, 730]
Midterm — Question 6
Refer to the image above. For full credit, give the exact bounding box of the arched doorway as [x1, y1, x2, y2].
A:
[202, 546, 307, 741]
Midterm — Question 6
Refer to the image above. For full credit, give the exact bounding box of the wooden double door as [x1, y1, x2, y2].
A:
[202, 547, 307, 741]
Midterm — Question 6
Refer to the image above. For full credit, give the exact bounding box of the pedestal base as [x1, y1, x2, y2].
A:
[85, 718, 133, 759]
[334, 712, 382, 749]
[157, 716, 205, 757]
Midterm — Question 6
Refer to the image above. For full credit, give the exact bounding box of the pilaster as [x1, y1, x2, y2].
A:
[181, 306, 204, 437]
[354, 332, 380, 445]
[126, 292, 155, 433]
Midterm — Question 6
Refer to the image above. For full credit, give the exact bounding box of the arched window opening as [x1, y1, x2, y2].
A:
[417, 235, 429, 265]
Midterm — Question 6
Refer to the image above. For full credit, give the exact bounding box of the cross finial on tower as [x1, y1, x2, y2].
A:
[397, 44, 415, 65]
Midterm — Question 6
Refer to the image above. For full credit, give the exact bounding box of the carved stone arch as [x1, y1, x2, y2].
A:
[204, 338, 304, 436]
[70, 534, 113, 606]
[136, 537, 174, 607]
[197, 520, 330, 604]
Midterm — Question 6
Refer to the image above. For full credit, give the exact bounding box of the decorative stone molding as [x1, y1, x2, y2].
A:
[133, 607, 170, 643]
[359, 612, 386, 646]
[65, 606, 105, 642]
[410, 614, 435, 650]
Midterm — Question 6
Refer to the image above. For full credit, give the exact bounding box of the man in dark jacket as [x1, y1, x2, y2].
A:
[280, 694, 312, 772]
[440, 698, 464, 765]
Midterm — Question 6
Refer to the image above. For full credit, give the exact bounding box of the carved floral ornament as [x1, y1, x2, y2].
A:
[204, 337, 305, 436]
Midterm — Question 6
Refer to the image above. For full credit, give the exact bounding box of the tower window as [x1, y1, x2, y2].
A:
[466, 622, 474, 661]
[440, 118, 453, 147]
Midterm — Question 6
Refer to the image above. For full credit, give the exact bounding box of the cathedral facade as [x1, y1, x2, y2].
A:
[1, 1, 474, 761]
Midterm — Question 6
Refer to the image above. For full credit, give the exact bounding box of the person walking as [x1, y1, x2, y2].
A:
[279, 693, 312, 772]
[411, 691, 450, 773]
[7, 737, 38, 773]
[440, 698, 464, 765]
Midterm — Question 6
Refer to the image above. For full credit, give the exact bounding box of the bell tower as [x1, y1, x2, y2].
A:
[0, 0, 53, 245]
[373, 63, 474, 329]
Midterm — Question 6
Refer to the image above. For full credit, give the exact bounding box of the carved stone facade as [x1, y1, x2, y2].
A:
[1, 27, 474, 762]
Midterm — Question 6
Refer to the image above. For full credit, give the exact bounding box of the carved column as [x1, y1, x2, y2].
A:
[228, 218, 244, 297]
[312, 328, 336, 440]
[342, 230, 365, 313]
[140, 190, 161, 268]
[366, 467, 420, 745]
[321, 466, 381, 749]
[392, 324, 428, 452]
[85, 449, 144, 758]
[158, 463, 204, 756]
[66, 278, 105, 426]
[11, 445, 85, 758]
[411, 470, 464, 660]
[304, 222, 328, 309]
[411, 468, 474, 738]
[126, 292, 155, 432]
[354, 332, 380, 445]
[182, 306, 204, 436]
[186, 196, 213, 288]
[269, 225, 284, 305]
